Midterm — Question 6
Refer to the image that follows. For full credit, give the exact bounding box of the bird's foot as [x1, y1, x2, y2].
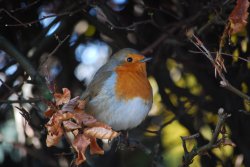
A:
[116, 131, 141, 151]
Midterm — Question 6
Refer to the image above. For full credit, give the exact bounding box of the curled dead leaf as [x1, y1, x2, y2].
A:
[84, 127, 119, 140]
[45, 112, 73, 147]
[73, 112, 98, 126]
[44, 107, 56, 118]
[72, 134, 90, 165]
[61, 96, 79, 112]
[228, 0, 250, 35]
[46, 128, 63, 147]
[44, 88, 119, 165]
[77, 99, 87, 110]
[63, 120, 81, 131]
[89, 137, 104, 155]
[54, 88, 71, 106]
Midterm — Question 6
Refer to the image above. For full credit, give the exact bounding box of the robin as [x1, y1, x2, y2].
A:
[83, 48, 153, 131]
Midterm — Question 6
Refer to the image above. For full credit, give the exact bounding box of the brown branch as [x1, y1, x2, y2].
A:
[180, 108, 231, 167]
[190, 34, 250, 101]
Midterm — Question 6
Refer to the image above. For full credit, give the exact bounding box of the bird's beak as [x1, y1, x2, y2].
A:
[140, 57, 152, 63]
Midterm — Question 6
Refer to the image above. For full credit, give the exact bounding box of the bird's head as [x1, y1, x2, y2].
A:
[111, 48, 151, 74]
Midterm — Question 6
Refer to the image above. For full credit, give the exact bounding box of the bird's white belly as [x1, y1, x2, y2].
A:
[96, 97, 151, 130]
[88, 74, 152, 130]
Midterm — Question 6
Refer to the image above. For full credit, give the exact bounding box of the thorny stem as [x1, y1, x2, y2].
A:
[180, 108, 231, 167]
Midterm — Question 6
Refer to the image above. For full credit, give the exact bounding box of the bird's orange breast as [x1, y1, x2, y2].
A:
[115, 65, 152, 101]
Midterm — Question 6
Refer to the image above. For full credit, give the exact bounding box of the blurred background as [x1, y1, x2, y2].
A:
[0, 0, 250, 166]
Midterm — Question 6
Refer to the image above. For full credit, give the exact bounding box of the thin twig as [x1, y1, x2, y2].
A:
[48, 35, 70, 57]
[0, 99, 41, 104]
[181, 133, 200, 141]
[190, 34, 250, 101]
[141, 33, 168, 55]
[109, 19, 153, 31]
[4, 9, 82, 27]
[189, 50, 250, 63]
[146, 116, 176, 134]
[39, 34, 70, 68]
[10, 0, 40, 13]
[0, 79, 21, 97]
[0, 36, 47, 94]
[181, 133, 200, 155]
[0, 8, 28, 27]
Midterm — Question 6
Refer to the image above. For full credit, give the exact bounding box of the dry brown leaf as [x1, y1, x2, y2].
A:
[72, 134, 91, 165]
[54, 88, 71, 106]
[77, 99, 87, 109]
[44, 88, 119, 165]
[229, 0, 250, 35]
[89, 137, 104, 155]
[63, 120, 81, 131]
[45, 112, 73, 147]
[73, 112, 111, 128]
[73, 112, 98, 126]
[84, 127, 119, 140]
[46, 127, 63, 147]
[44, 107, 56, 118]
[61, 96, 79, 112]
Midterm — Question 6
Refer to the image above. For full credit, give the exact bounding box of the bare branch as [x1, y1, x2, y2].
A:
[146, 116, 176, 134]
[141, 33, 168, 55]
[0, 36, 47, 94]
[48, 34, 70, 57]
[181, 108, 231, 167]
[39, 34, 70, 70]
[0, 8, 28, 27]
[190, 34, 250, 102]
[0, 99, 41, 104]
[189, 50, 250, 63]
[181, 133, 200, 155]
[10, 0, 40, 13]
[108, 19, 153, 31]
[4, 9, 82, 27]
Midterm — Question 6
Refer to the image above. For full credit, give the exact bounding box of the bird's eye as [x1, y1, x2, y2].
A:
[127, 57, 133, 62]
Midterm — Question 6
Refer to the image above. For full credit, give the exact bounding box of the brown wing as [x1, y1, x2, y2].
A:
[81, 64, 113, 101]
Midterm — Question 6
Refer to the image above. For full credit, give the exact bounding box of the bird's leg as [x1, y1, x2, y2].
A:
[117, 130, 138, 151]
[116, 130, 129, 150]
[115, 131, 151, 154]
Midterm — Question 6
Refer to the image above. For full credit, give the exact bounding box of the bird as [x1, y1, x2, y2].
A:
[83, 48, 153, 131]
